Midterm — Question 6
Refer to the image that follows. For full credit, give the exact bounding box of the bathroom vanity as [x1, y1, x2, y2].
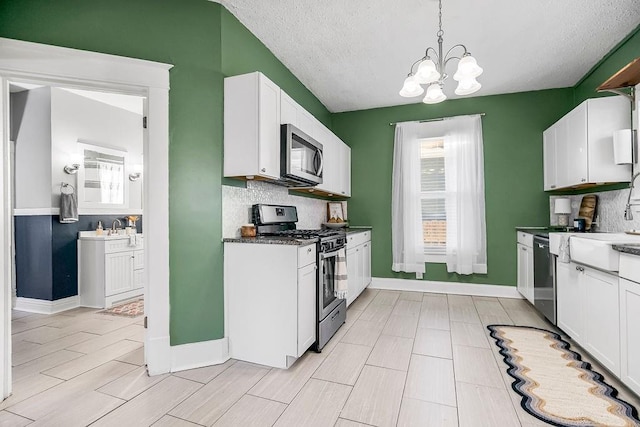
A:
[78, 231, 144, 308]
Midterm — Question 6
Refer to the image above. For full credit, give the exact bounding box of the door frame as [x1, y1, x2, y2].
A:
[0, 37, 173, 397]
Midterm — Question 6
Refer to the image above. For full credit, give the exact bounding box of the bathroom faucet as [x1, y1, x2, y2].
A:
[624, 172, 640, 221]
[112, 218, 122, 231]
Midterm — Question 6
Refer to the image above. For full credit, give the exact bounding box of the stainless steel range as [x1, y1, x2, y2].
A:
[252, 204, 347, 351]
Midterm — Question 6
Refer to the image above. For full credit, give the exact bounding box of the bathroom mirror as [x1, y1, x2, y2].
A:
[77, 142, 129, 208]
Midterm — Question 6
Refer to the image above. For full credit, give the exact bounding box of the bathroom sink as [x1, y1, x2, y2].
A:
[569, 233, 640, 271]
[78, 230, 142, 240]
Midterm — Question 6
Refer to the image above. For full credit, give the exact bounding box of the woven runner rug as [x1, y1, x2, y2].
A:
[487, 325, 640, 427]
[98, 298, 144, 318]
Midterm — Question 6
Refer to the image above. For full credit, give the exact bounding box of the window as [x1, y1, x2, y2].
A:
[420, 138, 447, 262]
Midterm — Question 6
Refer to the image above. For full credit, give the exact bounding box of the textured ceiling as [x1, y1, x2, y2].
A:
[218, 0, 640, 113]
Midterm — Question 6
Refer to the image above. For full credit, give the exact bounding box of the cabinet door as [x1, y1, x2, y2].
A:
[316, 128, 339, 194]
[565, 103, 588, 186]
[280, 91, 298, 126]
[556, 261, 584, 343]
[339, 141, 351, 197]
[105, 251, 134, 296]
[516, 243, 533, 303]
[346, 247, 359, 307]
[620, 278, 640, 395]
[258, 75, 282, 179]
[297, 263, 317, 357]
[543, 126, 557, 190]
[362, 241, 371, 291]
[583, 267, 620, 376]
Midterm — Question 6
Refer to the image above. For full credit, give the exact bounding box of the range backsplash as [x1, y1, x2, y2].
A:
[550, 188, 640, 232]
[223, 181, 335, 238]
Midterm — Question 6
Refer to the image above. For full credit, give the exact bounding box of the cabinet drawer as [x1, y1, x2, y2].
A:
[105, 237, 144, 253]
[347, 231, 370, 248]
[517, 232, 533, 247]
[298, 244, 317, 267]
[620, 253, 640, 283]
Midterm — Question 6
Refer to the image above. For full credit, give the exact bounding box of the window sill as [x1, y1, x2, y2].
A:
[425, 254, 446, 264]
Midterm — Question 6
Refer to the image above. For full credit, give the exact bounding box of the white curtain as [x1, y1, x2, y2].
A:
[391, 122, 426, 277]
[443, 115, 487, 274]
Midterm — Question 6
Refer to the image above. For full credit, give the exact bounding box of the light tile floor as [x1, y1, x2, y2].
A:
[2, 290, 639, 426]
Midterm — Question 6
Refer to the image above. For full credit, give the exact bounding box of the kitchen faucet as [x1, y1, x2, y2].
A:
[112, 218, 122, 231]
[624, 172, 640, 221]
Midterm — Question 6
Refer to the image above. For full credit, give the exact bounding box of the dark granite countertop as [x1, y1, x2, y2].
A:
[516, 226, 571, 233]
[223, 236, 317, 246]
[613, 244, 640, 256]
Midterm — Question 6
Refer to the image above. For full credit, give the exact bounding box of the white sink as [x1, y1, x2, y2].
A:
[569, 233, 640, 271]
[78, 230, 142, 240]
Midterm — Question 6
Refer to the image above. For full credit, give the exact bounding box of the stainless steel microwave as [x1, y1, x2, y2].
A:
[280, 124, 323, 186]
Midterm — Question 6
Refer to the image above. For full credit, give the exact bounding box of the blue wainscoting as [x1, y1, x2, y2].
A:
[14, 214, 143, 301]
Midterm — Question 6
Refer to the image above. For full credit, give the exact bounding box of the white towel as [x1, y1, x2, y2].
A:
[558, 235, 571, 263]
[59, 192, 78, 223]
[128, 234, 138, 246]
[334, 248, 348, 299]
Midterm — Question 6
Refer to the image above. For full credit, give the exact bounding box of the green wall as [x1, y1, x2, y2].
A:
[332, 89, 573, 286]
[0, 0, 333, 346]
[221, 9, 331, 127]
[574, 25, 640, 104]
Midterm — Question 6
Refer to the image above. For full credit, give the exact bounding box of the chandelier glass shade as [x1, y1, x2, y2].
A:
[399, 0, 483, 104]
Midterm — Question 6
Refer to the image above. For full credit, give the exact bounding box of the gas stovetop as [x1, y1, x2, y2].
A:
[259, 228, 344, 239]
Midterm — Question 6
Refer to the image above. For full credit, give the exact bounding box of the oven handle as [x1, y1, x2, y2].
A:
[320, 248, 343, 260]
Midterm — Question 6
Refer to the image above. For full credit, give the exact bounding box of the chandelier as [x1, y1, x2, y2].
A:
[399, 0, 483, 104]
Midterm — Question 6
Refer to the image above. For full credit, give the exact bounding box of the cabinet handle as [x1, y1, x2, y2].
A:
[131, 256, 135, 259]
[581, 178, 586, 182]
[307, 248, 312, 253]
[261, 168, 266, 173]
[551, 185, 556, 189]
[521, 247, 527, 251]
[364, 244, 368, 247]
[576, 266, 584, 272]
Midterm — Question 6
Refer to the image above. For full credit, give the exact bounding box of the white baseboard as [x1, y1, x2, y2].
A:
[370, 277, 523, 299]
[170, 337, 230, 373]
[14, 295, 80, 314]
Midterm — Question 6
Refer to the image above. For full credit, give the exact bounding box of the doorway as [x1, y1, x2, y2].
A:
[10, 82, 146, 315]
[0, 37, 173, 398]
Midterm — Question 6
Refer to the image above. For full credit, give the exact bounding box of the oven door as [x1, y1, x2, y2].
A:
[319, 248, 343, 321]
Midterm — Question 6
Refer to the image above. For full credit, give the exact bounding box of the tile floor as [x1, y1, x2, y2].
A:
[2, 289, 639, 426]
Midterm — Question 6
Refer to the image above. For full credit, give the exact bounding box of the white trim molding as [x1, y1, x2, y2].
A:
[14, 296, 80, 314]
[170, 338, 230, 373]
[370, 277, 523, 299]
[0, 37, 173, 391]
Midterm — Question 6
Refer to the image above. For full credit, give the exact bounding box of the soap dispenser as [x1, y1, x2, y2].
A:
[96, 220, 104, 236]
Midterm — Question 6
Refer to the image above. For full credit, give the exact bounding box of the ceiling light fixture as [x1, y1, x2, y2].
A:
[399, 0, 483, 104]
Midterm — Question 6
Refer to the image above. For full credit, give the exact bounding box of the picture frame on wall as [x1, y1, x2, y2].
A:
[327, 202, 344, 222]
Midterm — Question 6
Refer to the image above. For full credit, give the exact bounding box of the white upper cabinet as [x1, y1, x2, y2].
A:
[224, 72, 351, 197]
[543, 96, 631, 191]
[224, 72, 281, 180]
[280, 91, 318, 140]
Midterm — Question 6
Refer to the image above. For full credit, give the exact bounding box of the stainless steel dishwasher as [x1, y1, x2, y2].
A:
[533, 235, 555, 324]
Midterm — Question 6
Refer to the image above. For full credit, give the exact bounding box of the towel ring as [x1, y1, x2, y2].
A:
[61, 182, 75, 194]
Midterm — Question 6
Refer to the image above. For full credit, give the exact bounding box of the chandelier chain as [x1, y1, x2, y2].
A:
[437, 0, 444, 38]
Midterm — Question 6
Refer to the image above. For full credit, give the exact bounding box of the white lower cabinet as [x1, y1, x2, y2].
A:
[225, 242, 317, 368]
[516, 232, 534, 303]
[583, 267, 620, 376]
[619, 254, 640, 395]
[556, 261, 584, 342]
[78, 235, 144, 308]
[557, 261, 620, 376]
[346, 231, 372, 307]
